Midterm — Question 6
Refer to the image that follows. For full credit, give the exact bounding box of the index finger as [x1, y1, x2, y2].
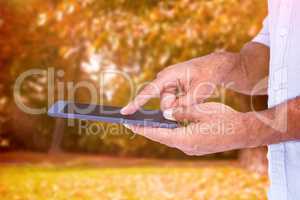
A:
[121, 77, 170, 115]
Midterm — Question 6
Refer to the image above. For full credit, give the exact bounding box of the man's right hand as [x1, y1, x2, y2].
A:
[121, 52, 236, 116]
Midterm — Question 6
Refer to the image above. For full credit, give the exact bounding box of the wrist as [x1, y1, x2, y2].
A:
[240, 111, 263, 148]
[242, 110, 282, 148]
[212, 51, 240, 84]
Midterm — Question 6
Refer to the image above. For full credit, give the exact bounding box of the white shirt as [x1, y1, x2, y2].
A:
[253, 0, 300, 199]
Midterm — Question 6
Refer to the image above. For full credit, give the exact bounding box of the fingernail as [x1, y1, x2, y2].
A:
[163, 109, 175, 121]
[120, 106, 128, 115]
[123, 124, 131, 129]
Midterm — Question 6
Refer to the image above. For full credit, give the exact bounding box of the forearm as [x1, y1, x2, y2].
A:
[217, 42, 270, 95]
[244, 96, 300, 147]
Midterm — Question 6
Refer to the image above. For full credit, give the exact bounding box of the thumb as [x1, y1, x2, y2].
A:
[163, 106, 198, 122]
[175, 84, 215, 107]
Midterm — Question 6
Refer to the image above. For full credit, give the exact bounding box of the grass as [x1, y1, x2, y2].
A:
[0, 165, 268, 200]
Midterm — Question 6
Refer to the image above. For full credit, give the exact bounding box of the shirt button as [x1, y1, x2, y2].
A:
[279, 27, 288, 36]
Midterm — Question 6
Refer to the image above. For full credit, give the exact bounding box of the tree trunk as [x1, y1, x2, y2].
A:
[48, 41, 86, 154]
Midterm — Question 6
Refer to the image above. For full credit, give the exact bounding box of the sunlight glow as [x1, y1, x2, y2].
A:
[56, 11, 64, 21]
[37, 13, 47, 26]
[81, 53, 102, 73]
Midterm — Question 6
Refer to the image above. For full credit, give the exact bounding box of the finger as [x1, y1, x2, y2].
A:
[156, 65, 175, 78]
[160, 93, 176, 111]
[160, 85, 178, 111]
[183, 150, 211, 156]
[127, 125, 186, 148]
[172, 105, 212, 122]
[163, 106, 195, 122]
[161, 87, 178, 121]
[182, 150, 197, 156]
[121, 78, 169, 115]
[175, 83, 215, 107]
[172, 106, 198, 122]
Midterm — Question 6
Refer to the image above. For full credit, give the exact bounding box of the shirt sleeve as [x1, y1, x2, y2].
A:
[252, 17, 270, 47]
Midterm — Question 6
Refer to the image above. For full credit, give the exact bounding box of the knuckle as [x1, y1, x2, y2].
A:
[157, 65, 174, 77]
[157, 70, 166, 77]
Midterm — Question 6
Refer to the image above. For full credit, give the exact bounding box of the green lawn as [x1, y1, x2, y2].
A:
[0, 165, 268, 200]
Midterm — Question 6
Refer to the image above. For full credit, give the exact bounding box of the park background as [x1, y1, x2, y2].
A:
[0, 0, 269, 199]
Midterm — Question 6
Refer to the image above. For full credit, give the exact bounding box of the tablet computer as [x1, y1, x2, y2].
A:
[48, 101, 178, 129]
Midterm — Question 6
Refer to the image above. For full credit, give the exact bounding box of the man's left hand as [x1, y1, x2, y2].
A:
[126, 103, 251, 156]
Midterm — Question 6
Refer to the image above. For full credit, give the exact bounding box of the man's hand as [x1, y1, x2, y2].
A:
[121, 52, 236, 115]
[121, 42, 269, 115]
[125, 103, 249, 156]
[120, 42, 272, 155]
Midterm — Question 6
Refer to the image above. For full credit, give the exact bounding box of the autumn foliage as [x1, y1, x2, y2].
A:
[0, 0, 267, 156]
